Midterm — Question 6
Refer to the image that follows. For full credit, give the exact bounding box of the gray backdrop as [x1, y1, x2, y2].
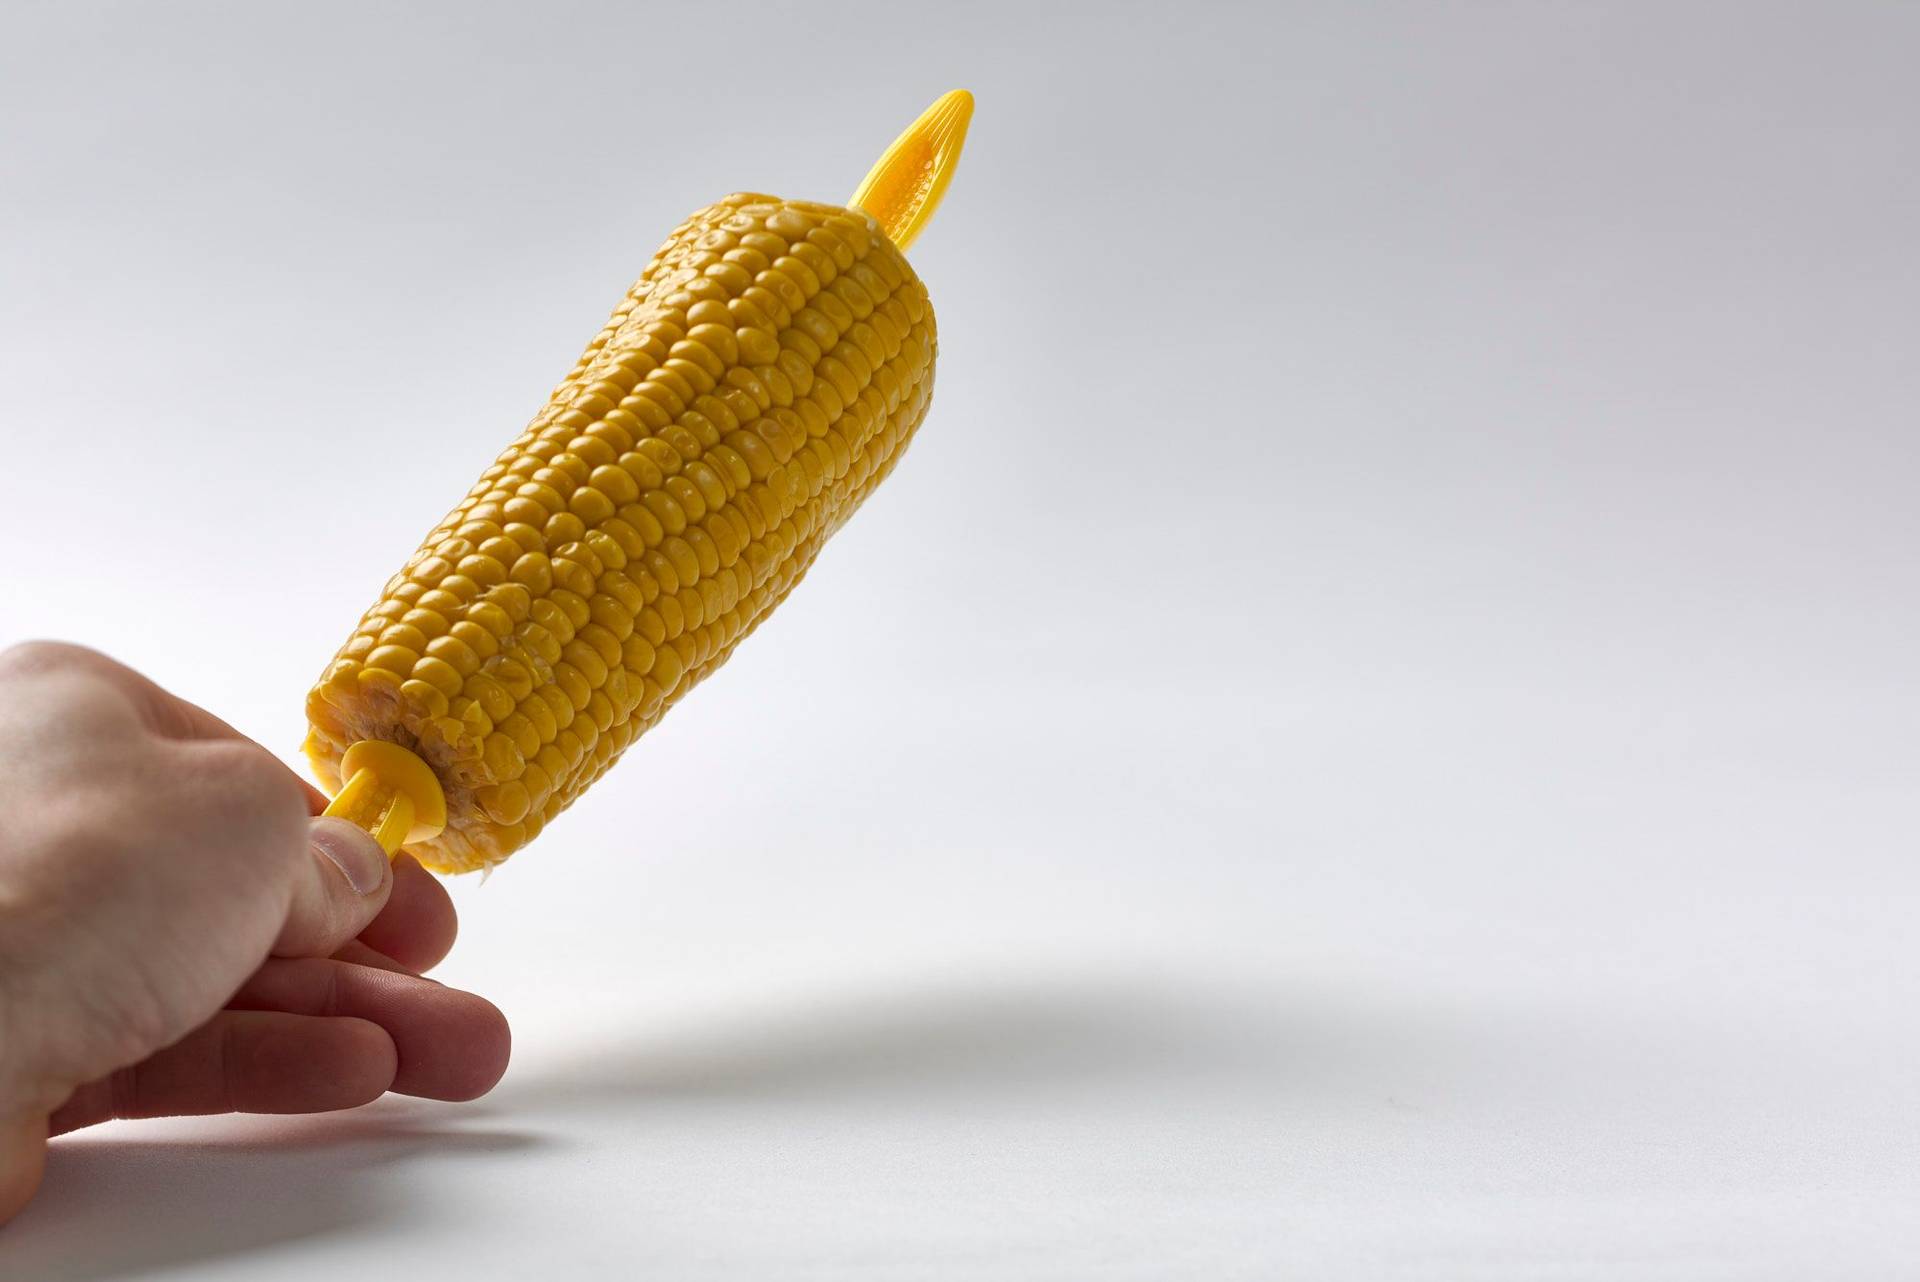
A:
[2, 2, 1916, 1277]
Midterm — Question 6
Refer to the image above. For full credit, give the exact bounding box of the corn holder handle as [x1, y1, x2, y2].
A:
[320, 90, 973, 857]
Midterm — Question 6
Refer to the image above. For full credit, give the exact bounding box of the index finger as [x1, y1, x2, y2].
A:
[68, 643, 332, 809]
[352, 853, 459, 973]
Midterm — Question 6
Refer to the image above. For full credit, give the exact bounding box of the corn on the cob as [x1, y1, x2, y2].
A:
[305, 95, 967, 873]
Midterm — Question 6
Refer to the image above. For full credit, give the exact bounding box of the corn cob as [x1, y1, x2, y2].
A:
[306, 92, 971, 873]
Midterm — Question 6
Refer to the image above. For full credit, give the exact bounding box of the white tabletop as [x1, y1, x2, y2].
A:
[2, 2, 1916, 1277]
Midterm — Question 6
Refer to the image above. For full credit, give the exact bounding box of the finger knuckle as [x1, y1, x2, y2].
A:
[0, 639, 99, 679]
[199, 742, 308, 834]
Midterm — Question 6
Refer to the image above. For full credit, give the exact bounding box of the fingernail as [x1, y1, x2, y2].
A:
[310, 817, 388, 895]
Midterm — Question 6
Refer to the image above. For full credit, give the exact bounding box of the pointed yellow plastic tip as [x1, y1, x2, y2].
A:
[850, 88, 973, 253]
[322, 740, 447, 856]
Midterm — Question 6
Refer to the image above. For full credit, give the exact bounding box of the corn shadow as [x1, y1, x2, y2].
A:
[495, 972, 1370, 1111]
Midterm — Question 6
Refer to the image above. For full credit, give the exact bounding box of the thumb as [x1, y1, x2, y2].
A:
[272, 817, 393, 958]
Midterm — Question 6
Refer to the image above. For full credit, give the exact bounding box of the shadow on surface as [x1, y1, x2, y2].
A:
[497, 972, 1346, 1110]
[4, 970, 1451, 1278]
[3, 1102, 546, 1282]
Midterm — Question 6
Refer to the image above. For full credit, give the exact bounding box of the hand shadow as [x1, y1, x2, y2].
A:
[3, 1100, 548, 1282]
[5, 970, 1427, 1279]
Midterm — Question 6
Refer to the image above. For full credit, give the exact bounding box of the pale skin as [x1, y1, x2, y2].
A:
[0, 642, 511, 1224]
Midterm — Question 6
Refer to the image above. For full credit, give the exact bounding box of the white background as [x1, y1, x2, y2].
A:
[3, 2, 1917, 1277]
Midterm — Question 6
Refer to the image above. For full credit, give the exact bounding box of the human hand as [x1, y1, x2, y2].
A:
[0, 642, 510, 1223]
